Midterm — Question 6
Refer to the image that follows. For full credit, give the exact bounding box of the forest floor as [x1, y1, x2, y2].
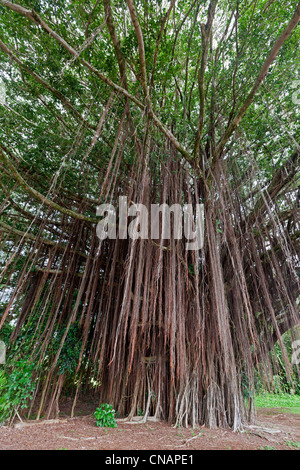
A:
[0, 398, 299, 450]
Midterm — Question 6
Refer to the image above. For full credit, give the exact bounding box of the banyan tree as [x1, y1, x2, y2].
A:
[0, 0, 299, 429]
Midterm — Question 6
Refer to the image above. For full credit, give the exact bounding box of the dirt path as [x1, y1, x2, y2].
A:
[0, 408, 299, 450]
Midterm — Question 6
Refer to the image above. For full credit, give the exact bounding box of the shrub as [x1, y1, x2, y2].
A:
[0, 360, 36, 424]
[93, 404, 117, 428]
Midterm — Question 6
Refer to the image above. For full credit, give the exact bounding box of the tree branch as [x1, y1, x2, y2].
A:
[249, 149, 300, 223]
[215, 2, 300, 162]
[126, 0, 149, 100]
[194, 0, 218, 159]
[0, 148, 98, 223]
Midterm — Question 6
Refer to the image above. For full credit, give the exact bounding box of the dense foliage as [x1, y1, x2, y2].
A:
[94, 403, 117, 427]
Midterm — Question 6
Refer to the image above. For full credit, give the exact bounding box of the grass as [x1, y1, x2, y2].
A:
[259, 445, 276, 450]
[255, 392, 300, 410]
[285, 441, 300, 449]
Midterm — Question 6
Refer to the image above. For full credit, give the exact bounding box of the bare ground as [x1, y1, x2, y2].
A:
[0, 405, 299, 451]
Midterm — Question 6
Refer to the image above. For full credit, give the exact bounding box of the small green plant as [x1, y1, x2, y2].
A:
[93, 403, 117, 428]
[285, 441, 300, 449]
[259, 445, 276, 450]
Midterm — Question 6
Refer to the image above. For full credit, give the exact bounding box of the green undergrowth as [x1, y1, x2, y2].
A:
[255, 392, 300, 411]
